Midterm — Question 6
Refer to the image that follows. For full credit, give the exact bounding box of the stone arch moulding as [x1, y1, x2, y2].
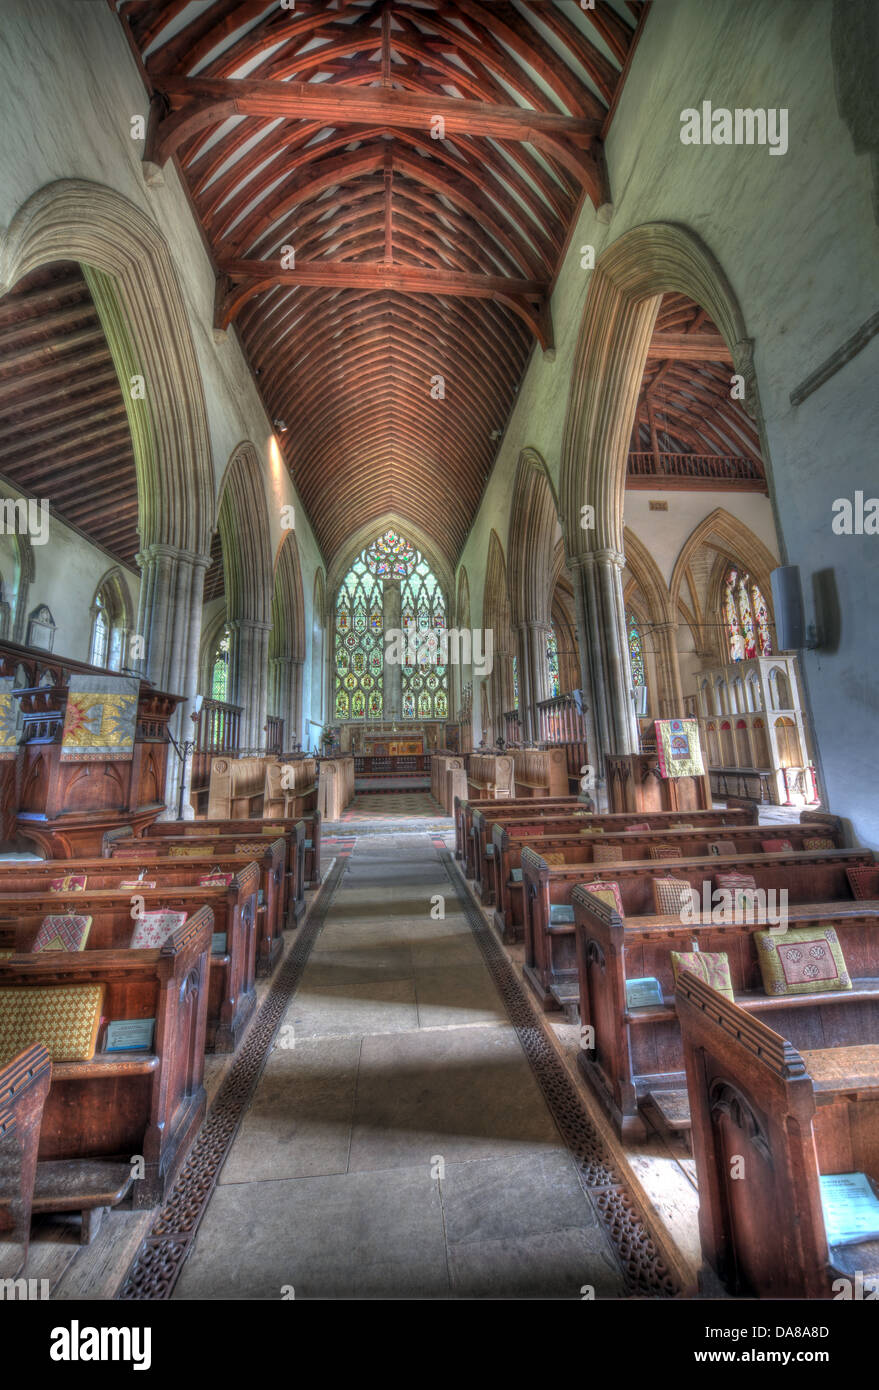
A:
[670, 508, 779, 661]
[508, 448, 561, 629]
[217, 442, 274, 628]
[326, 513, 454, 607]
[271, 529, 306, 664]
[560, 222, 760, 561]
[0, 179, 214, 558]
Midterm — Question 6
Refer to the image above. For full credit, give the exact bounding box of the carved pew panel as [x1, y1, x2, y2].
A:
[0, 1045, 52, 1277]
[0, 907, 213, 1208]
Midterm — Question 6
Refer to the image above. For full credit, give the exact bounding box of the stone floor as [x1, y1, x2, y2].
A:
[173, 831, 625, 1300]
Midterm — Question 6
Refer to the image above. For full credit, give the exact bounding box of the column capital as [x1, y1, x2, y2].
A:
[228, 617, 273, 634]
[136, 543, 212, 570]
[566, 547, 626, 572]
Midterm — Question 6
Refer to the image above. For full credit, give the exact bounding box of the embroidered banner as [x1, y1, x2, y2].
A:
[0, 677, 18, 760]
[654, 718, 704, 779]
[60, 674, 139, 761]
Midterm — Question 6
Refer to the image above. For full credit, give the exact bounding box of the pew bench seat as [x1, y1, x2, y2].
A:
[31, 1158, 134, 1244]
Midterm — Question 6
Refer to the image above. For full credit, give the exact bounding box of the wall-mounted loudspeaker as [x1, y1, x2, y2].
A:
[770, 565, 807, 650]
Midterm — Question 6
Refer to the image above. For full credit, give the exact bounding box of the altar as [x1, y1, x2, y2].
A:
[335, 721, 442, 755]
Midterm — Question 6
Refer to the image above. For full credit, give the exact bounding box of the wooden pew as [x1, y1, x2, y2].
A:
[456, 794, 581, 876]
[677, 970, 879, 1299]
[0, 865, 259, 1054]
[0, 1045, 52, 1277]
[465, 754, 515, 804]
[264, 757, 319, 819]
[0, 906, 212, 1216]
[140, 813, 320, 895]
[523, 845, 871, 1024]
[105, 834, 287, 976]
[511, 748, 568, 798]
[490, 816, 842, 937]
[560, 849, 877, 1140]
[207, 756, 266, 819]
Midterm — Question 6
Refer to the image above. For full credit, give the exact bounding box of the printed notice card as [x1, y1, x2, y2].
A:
[819, 1172, 879, 1246]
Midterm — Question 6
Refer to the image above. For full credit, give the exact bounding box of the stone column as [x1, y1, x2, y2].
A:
[516, 620, 552, 741]
[270, 654, 304, 750]
[568, 549, 640, 784]
[651, 620, 684, 718]
[382, 577, 402, 720]
[135, 542, 211, 820]
[229, 617, 271, 754]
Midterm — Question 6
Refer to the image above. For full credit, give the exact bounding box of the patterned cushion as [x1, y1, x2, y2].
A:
[625, 823, 651, 833]
[652, 877, 696, 916]
[49, 873, 87, 892]
[648, 845, 680, 861]
[762, 838, 794, 853]
[579, 827, 605, 835]
[235, 842, 269, 855]
[33, 915, 92, 953]
[715, 871, 757, 890]
[708, 840, 737, 857]
[755, 925, 851, 996]
[169, 844, 213, 857]
[580, 880, 624, 917]
[198, 872, 235, 887]
[847, 865, 879, 900]
[803, 836, 835, 851]
[119, 879, 157, 889]
[593, 843, 623, 865]
[670, 823, 695, 830]
[671, 950, 734, 1000]
[0, 949, 13, 960]
[130, 910, 188, 950]
[542, 852, 566, 867]
[0, 983, 104, 1064]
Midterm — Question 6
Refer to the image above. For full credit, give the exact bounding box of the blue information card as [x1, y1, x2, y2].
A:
[106, 1018, 155, 1052]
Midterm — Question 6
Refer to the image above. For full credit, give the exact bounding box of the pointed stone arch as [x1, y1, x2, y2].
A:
[559, 222, 765, 764]
[454, 566, 472, 728]
[311, 568, 327, 742]
[269, 529, 306, 750]
[216, 442, 274, 749]
[508, 449, 561, 741]
[326, 513, 453, 612]
[670, 508, 778, 663]
[483, 528, 515, 738]
[622, 528, 680, 717]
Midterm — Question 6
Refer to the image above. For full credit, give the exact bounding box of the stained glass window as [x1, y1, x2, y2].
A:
[628, 611, 645, 688]
[211, 626, 231, 702]
[512, 654, 519, 710]
[334, 531, 447, 721]
[724, 566, 772, 659]
[546, 628, 560, 699]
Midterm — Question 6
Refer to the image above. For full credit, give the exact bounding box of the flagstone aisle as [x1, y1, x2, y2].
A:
[174, 833, 625, 1299]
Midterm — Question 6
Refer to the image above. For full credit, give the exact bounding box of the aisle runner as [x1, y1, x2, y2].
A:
[117, 858, 346, 1300]
[117, 839, 676, 1299]
[438, 847, 678, 1298]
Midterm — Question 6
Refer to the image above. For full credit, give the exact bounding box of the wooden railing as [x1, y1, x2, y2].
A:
[536, 691, 589, 790]
[503, 710, 523, 745]
[627, 452, 766, 488]
[191, 698, 242, 800]
[354, 754, 431, 774]
[265, 715, 284, 756]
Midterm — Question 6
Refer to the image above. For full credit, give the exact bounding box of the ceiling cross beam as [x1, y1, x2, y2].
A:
[142, 76, 607, 200]
[215, 258, 554, 350]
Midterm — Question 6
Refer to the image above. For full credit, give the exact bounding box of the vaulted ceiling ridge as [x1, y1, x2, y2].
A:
[117, 0, 648, 561]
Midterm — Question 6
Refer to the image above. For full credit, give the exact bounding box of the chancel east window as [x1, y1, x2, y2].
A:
[724, 565, 772, 660]
[334, 528, 448, 721]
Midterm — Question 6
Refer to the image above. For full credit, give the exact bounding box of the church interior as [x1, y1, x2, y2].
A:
[1, 0, 878, 1330]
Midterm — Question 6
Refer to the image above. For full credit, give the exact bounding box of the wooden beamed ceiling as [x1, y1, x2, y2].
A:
[116, 0, 649, 564]
[629, 293, 765, 473]
[0, 263, 140, 566]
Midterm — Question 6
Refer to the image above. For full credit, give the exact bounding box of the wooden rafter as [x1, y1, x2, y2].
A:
[115, 0, 648, 562]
